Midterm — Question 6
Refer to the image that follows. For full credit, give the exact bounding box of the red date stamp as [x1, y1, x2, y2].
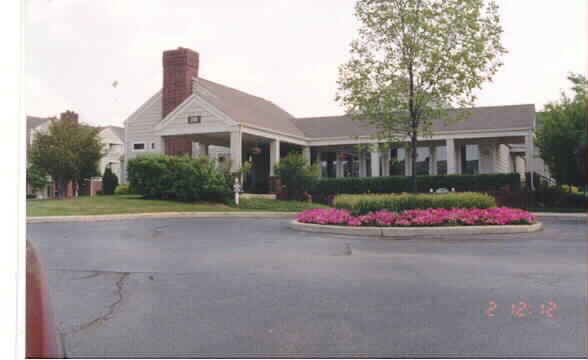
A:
[486, 301, 558, 318]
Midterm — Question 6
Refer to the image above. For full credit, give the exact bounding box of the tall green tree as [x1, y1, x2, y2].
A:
[337, 0, 507, 192]
[535, 73, 587, 188]
[29, 117, 103, 198]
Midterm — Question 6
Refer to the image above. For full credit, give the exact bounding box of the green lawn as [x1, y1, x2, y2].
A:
[27, 195, 329, 217]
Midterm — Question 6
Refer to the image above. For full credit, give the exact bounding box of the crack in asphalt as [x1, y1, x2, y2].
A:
[71, 272, 130, 334]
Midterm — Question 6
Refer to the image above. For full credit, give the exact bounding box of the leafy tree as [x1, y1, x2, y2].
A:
[274, 153, 320, 200]
[29, 117, 103, 198]
[337, 0, 507, 192]
[102, 167, 119, 195]
[535, 73, 587, 188]
[26, 164, 50, 194]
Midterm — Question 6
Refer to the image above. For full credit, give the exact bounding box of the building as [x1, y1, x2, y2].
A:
[26, 112, 126, 197]
[97, 125, 125, 181]
[124, 47, 547, 192]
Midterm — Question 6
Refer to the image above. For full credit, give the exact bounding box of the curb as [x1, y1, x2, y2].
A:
[532, 212, 586, 218]
[289, 220, 544, 238]
[27, 211, 298, 224]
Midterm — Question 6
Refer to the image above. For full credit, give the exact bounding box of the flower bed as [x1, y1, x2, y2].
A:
[296, 207, 535, 227]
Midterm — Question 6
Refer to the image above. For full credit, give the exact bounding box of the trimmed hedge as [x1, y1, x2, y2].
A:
[314, 173, 521, 195]
[114, 184, 131, 195]
[127, 154, 232, 203]
[334, 192, 497, 215]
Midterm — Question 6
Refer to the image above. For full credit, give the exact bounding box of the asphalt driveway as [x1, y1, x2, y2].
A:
[27, 216, 587, 358]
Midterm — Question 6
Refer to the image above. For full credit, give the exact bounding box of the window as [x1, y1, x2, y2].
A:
[461, 144, 480, 174]
[390, 148, 405, 176]
[151, 142, 156, 150]
[435, 146, 448, 175]
[187, 115, 202, 124]
[320, 152, 336, 178]
[415, 147, 430, 176]
[133, 143, 145, 151]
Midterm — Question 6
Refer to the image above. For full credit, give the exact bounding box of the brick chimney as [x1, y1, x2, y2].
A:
[59, 110, 79, 125]
[162, 47, 200, 118]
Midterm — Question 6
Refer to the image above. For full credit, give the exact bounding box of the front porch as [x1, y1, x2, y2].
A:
[159, 127, 535, 193]
[161, 129, 309, 193]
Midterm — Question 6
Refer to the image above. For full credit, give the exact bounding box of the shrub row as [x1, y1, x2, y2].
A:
[314, 173, 521, 195]
[333, 192, 497, 215]
[127, 155, 232, 203]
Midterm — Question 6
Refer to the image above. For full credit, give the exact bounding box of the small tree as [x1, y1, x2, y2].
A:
[29, 116, 103, 198]
[102, 167, 119, 195]
[274, 153, 320, 201]
[535, 73, 587, 188]
[337, 0, 507, 192]
[26, 164, 50, 195]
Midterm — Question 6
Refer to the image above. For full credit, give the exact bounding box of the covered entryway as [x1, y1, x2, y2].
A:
[162, 130, 307, 193]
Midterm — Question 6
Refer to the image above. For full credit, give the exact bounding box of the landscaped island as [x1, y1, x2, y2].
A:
[296, 207, 535, 227]
[296, 192, 536, 227]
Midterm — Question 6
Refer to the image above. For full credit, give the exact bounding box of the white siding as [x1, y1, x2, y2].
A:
[156, 95, 233, 135]
[125, 91, 164, 164]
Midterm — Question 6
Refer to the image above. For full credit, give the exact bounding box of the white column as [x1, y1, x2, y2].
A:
[230, 130, 242, 173]
[381, 151, 390, 177]
[198, 143, 209, 157]
[370, 152, 380, 177]
[302, 146, 311, 164]
[446, 139, 457, 175]
[335, 152, 343, 178]
[156, 136, 165, 155]
[269, 139, 280, 176]
[429, 146, 437, 175]
[525, 133, 534, 189]
[405, 148, 412, 176]
[359, 152, 367, 177]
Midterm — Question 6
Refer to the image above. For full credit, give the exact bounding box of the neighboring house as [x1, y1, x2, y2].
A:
[26, 112, 126, 197]
[124, 47, 549, 192]
[97, 125, 125, 181]
[26, 112, 79, 198]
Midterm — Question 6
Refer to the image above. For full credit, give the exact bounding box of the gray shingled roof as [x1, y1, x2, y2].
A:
[291, 104, 536, 138]
[196, 78, 305, 137]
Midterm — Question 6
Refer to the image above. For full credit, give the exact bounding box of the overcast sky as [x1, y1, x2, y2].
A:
[25, 0, 586, 127]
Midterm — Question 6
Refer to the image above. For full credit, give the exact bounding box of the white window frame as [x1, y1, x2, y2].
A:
[132, 142, 146, 152]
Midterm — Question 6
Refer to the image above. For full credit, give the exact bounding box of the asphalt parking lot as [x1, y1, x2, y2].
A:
[27, 215, 587, 358]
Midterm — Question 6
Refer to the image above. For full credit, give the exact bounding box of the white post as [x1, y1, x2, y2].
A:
[525, 133, 535, 190]
[381, 150, 390, 177]
[370, 152, 380, 177]
[405, 148, 412, 176]
[233, 178, 241, 205]
[359, 152, 367, 177]
[230, 130, 242, 173]
[429, 146, 437, 175]
[198, 143, 209, 157]
[269, 139, 280, 176]
[302, 146, 311, 164]
[335, 152, 343, 178]
[446, 138, 457, 175]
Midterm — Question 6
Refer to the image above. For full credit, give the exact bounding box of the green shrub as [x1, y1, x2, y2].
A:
[102, 167, 119, 195]
[314, 173, 521, 195]
[127, 154, 232, 203]
[334, 192, 497, 215]
[275, 153, 320, 200]
[238, 198, 330, 212]
[114, 184, 131, 195]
